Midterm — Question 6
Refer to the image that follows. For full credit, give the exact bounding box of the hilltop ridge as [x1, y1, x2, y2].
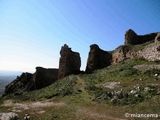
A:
[2, 29, 160, 96]
[1, 29, 160, 120]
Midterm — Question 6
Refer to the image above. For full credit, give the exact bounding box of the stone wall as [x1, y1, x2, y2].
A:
[125, 29, 158, 45]
[125, 29, 138, 45]
[112, 45, 130, 64]
[113, 32, 160, 64]
[58, 44, 81, 79]
[32, 67, 58, 89]
[137, 33, 160, 61]
[85, 44, 112, 73]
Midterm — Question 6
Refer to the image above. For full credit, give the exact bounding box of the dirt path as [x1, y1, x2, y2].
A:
[133, 64, 160, 71]
[77, 108, 127, 120]
[2, 99, 66, 113]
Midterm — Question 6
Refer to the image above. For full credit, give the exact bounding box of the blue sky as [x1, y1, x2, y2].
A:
[0, 0, 160, 72]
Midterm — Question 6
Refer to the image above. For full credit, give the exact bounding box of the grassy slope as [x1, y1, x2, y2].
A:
[0, 57, 160, 119]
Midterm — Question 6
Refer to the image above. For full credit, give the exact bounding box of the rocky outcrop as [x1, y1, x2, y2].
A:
[32, 67, 58, 89]
[125, 29, 158, 45]
[96, 84, 160, 105]
[155, 33, 160, 43]
[155, 33, 160, 51]
[112, 32, 160, 64]
[4, 72, 33, 95]
[137, 33, 160, 61]
[3, 67, 58, 96]
[58, 44, 81, 79]
[85, 44, 112, 73]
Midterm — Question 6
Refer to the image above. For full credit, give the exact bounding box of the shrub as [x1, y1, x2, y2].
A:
[144, 68, 160, 76]
[9, 116, 21, 120]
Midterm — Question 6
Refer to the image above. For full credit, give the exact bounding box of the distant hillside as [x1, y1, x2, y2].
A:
[0, 75, 18, 96]
[0, 70, 23, 76]
[0, 70, 23, 96]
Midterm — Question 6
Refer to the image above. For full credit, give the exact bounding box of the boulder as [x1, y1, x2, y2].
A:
[85, 44, 112, 73]
[0, 112, 18, 120]
[58, 44, 81, 79]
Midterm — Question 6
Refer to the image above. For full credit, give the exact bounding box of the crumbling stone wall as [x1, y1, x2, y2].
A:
[58, 44, 81, 79]
[85, 44, 112, 73]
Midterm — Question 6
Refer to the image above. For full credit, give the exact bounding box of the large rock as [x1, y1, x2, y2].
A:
[85, 44, 112, 73]
[58, 44, 81, 79]
[0, 112, 18, 120]
[32, 67, 58, 89]
[125, 29, 158, 45]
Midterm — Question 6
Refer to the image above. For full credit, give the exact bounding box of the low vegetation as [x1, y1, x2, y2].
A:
[1, 57, 160, 119]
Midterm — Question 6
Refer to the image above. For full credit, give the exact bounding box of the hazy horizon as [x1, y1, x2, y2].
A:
[1, 0, 160, 72]
[0, 70, 24, 76]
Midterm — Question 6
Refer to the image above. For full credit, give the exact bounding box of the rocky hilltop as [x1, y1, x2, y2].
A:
[3, 45, 81, 96]
[112, 30, 160, 64]
[3, 29, 160, 96]
[3, 67, 58, 95]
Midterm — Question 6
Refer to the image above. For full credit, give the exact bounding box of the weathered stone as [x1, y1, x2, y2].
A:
[125, 29, 138, 45]
[125, 29, 158, 45]
[137, 42, 160, 61]
[85, 44, 112, 73]
[138, 33, 158, 44]
[3, 67, 59, 96]
[155, 33, 160, 51]
[32, 67, 58, 89]
[58, 44, 81, 79]
[112, 45, 133, 64]
[113, 32, 160, 64]
[0, 112, 18, 120]
[155, 33, 160, 43]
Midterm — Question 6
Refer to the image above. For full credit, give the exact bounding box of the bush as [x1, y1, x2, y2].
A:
[144, 68, 160, 76]
[9, 116, 21, 120]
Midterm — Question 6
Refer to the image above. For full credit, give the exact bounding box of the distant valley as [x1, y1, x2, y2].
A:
[0, 70, 23, 96]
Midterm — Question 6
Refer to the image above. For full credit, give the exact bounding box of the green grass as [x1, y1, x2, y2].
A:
[1, 57, 160, 119]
